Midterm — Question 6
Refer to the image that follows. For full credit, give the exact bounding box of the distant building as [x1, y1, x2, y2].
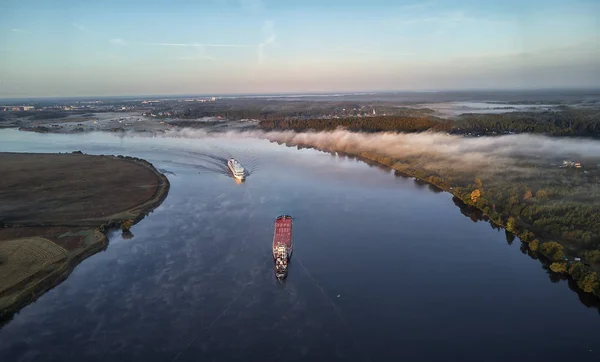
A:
[562, 160, 583, 169]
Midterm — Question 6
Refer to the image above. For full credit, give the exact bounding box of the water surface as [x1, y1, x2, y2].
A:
[0, 129, 599, 362]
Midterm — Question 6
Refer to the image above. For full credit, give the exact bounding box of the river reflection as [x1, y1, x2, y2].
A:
[0, 129, 599, 362]
[450, 195, 600, 313]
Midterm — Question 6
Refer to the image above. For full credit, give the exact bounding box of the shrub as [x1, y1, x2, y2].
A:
[120, 220, 134, 231]
[506, 217, 517, 233]
[580, 272, 600, 294]
[550, 262, 567, 273]
[529, 239, 540, 251]
[539, 242, 565, 262]
[584, 250, 600, 264]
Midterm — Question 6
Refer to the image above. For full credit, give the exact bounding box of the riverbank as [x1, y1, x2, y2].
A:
[0, 152, 170, 323]
[361, 151, 600, 298]
[272, 141, 600, 300]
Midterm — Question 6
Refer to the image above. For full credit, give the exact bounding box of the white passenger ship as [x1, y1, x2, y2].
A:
[227, 158, 246, 180]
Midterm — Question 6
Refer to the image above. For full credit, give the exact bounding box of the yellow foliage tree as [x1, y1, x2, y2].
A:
[120, 219, 134, 231]
[539, 242, 565, 262]
[550, 262, 567, 273]
[581, 272, 600, 293]
[506, 217, 517, 233]
[529, 239, 540, 251]
[523, 190, 533, 200]
[474, 178, 483, 189]
[470, 189, 481, 203]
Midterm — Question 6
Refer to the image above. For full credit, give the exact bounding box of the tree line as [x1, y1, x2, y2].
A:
[257, 108, 600, 137]
[452, 109, 600, 137]
[259, 116, 453, 133]
[328, 150, 600, 298]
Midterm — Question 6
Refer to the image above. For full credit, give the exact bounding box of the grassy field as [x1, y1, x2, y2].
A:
[0, 152, 170, 324]
[0, 153, 164, 226]
[0, 237, 68, 295]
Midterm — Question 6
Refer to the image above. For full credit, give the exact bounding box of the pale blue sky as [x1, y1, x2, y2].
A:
[1, 0, 599, 97]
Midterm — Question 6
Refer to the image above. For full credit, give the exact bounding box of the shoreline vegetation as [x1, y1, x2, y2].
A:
[351, 150, 600, 299]
[0, 152, 170, 324]
[280, 138, 600, 301]
[258, 118, 600, 300]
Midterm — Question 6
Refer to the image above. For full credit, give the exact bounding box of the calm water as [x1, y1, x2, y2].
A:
[0, 129, 599, 362]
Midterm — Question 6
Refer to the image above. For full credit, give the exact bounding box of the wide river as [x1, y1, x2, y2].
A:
[0, 129, 599, 362]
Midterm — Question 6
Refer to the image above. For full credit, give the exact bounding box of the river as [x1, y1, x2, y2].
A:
[0, 129, 599, 362]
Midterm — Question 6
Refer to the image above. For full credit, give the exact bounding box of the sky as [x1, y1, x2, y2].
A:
[1, 0, 599, 97]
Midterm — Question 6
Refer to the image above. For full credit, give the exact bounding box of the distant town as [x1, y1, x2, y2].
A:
[1, 91, 599, 140]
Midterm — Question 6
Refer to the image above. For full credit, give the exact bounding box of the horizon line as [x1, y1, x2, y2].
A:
[2, 87, 600, 101]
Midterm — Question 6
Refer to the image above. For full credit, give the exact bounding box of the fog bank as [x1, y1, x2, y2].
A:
[159, 128, 600, 172]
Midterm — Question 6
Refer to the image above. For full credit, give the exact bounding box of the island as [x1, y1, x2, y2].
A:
[0, 152, 170, 323]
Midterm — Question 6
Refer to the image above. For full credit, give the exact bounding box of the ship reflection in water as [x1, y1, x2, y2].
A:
[450, 195, 600, 311]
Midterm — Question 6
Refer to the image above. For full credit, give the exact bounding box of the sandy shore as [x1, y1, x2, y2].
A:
[0, 152, 170, 324]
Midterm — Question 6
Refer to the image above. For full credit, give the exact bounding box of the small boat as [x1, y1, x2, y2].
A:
[273, 215, 293, 279]
[227, 158, 246, 180]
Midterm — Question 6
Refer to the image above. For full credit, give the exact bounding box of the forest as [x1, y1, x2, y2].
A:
[155, 100, 432, 122]
[452, 108, 600, 137]
[259, 107, 600, 138]
[259, 115, 452, 133]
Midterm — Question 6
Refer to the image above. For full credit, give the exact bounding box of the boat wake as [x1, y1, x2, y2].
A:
[213, 145, 261, 177]
[160, 145, 261, 180]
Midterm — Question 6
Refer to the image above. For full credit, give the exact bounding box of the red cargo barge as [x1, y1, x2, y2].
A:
[273, 215, 293, 279]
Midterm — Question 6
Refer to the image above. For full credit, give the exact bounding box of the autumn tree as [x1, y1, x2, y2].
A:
[506, 216, 517, 233]
[470, 189, 481, 203]
[523, 190, 533, 200]
[529, 239, 540, 251]
[120, 219, 134, 232]
[568, 262, 586, 279]
[549, 262, 567, 273]
[580, 272, 600, 294]
[539, 242, 565, 262]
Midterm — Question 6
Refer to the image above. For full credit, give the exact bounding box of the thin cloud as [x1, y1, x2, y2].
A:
[335, 46, 372, 54]
[335, 45, 416, 56]
[73, 23, 91, 33]
[258, 20, 276, 65]
[142, 42, 251, 48]
[179, 55, 217, 61]
[393, 0, 437, 13]
[179, 45, 217, 61]
[239, 0, 264, 12]
[110, 38, 128, 46]
[11, 28, 30, 34]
